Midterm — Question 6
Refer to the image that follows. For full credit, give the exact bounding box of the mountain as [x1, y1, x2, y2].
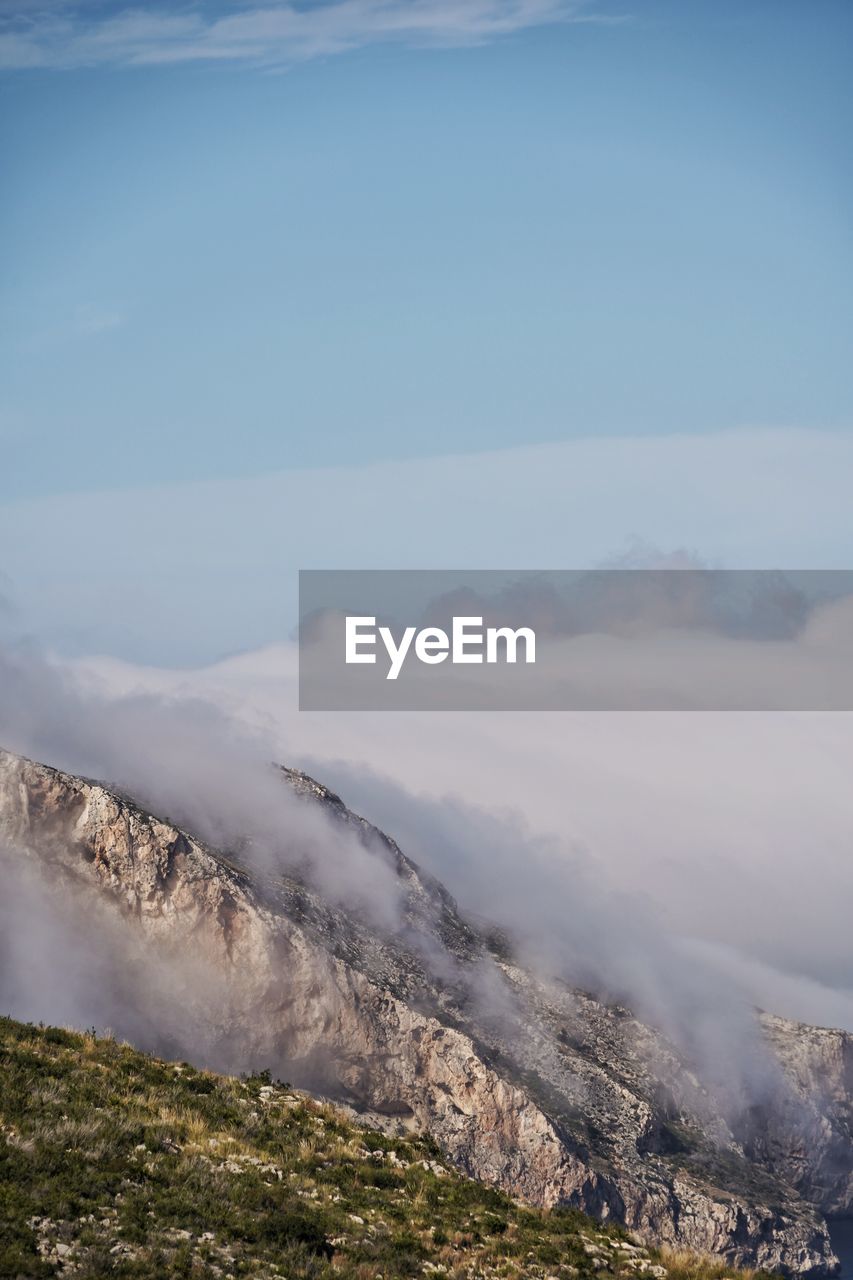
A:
[1, 1014, 777, 1280]
[0, 748, 850, 1276]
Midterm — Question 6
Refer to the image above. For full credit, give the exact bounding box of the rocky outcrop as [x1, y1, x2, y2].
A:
[751, 1014, 853, 1217]
[0, 748, 849, 1275]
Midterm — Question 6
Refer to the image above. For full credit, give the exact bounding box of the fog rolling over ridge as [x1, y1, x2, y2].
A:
[0, 635, 851, 1060]
[1, 633, 851, 1277]
[1, 743, 851, 1278]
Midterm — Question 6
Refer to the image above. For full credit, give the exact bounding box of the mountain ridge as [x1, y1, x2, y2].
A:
[0, 747, 849, 1276]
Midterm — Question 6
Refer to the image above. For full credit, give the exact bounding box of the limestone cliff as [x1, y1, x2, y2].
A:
[0, 748, 849, 1275]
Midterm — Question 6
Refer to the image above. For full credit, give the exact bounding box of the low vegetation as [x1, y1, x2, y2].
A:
[0, 1016, 777, 1280]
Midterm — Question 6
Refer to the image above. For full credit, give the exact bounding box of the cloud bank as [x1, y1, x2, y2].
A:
[3, 427, 853, 666]
[61, 637, 853, 1033]
[2, 634, 852, 1045]
[0, 0, 610, 71]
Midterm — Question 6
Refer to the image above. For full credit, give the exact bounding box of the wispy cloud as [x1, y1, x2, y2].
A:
[0, 0, 617, 71]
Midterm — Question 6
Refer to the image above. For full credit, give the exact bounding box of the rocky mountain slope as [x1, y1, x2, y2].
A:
[0, 748, 850, 1276]
[1, 1014, 778, 1280]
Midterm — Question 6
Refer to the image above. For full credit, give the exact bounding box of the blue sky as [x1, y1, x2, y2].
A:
[0, 0, 851, 660]
[2, 0, 852, 504]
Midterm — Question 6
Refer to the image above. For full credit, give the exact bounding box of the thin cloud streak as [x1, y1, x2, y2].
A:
[0, 0, 621, 70]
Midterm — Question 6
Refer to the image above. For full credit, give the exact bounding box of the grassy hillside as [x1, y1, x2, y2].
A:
[0, 1016, 773, 1280]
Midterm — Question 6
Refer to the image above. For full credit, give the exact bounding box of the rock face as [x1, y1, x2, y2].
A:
[753, 1015, 853, 1217]
[0, 748, 850, 1276]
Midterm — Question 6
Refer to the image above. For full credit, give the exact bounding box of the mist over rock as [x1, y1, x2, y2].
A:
[0, 747, 849, 1276]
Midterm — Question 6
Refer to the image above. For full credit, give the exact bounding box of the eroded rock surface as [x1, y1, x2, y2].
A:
[0, 748, 849, 1275]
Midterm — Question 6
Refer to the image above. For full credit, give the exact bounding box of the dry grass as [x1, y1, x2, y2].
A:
[0, 1016, 783, 1280]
